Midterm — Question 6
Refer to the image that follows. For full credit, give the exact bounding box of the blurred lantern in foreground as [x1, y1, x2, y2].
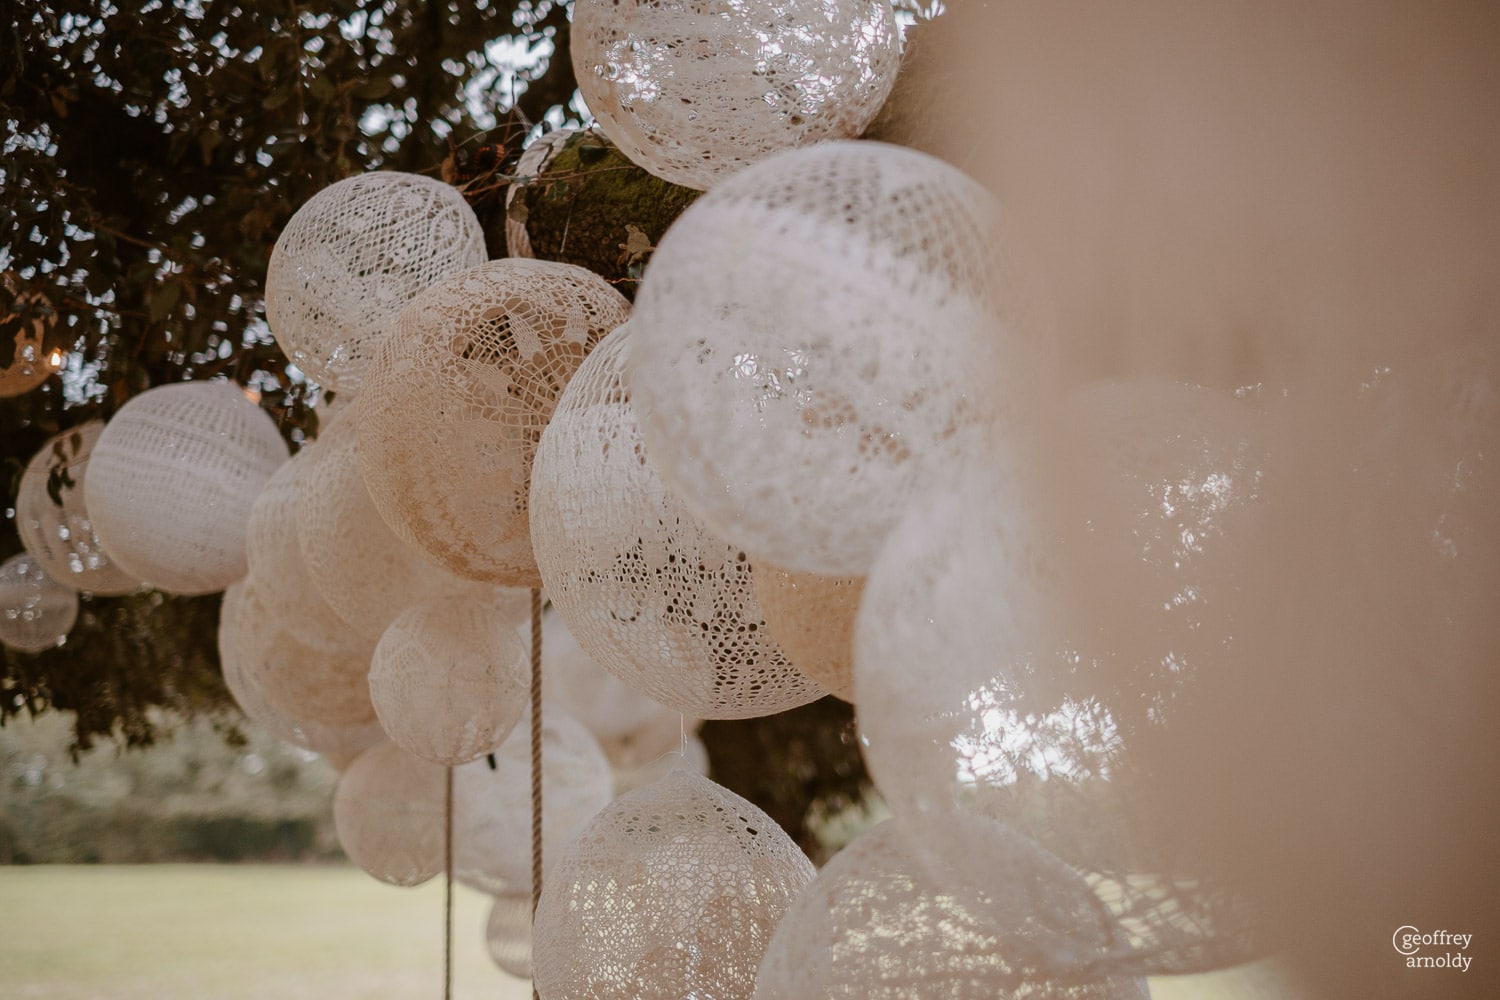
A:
[0, 552, 79, 653]
[333, 741, 446, 887]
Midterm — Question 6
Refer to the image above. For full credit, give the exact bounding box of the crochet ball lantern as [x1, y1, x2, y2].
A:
[16, 421, 141, 595]
[358, 258, 631, 588]
[368, 596, 529, 766]
[84, 381, 289, 595]
[264, 172, 486, 396]
[541, 608, 675, 743]
[532, 768, 816, 1000]
[333, 741, 446, 887]
[531, 324, 823, 719]
[628, 140, 1048, 577]
[297, 414, 492, 641]
[452, 709, 614, 896]
[752, 568, 863, 702]
[486, 891, 535, 979]
[571, 0, 902, 190]
[754, 820, 1150, 1000]
[0, 553, 78, 653]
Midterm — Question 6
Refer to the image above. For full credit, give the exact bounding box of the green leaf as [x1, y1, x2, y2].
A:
[354, 77, 392, 101]
[261, 87, 291, 111]
[149, 283, 182, 323]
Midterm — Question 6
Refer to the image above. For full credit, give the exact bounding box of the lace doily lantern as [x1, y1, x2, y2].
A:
[333, 740, 446, 887]
[754, 819, 1151, 1000]
[541, 608, 677, 743]
[628, 140, 1050, 577]
[486, 890, 536, 979]
[84, 381, 290, 596]
[571, 0, 902, 190]
[357, 258, 631, 587]
[0, 292, 53, 398]
[218, 583, 384, 769]
[264, 172, 487, 396]
[531, 768, 816, 1000]
[0, 553, 79, 653]
[452, 708, 614, 896]
[531, 324, 823, 719]
[15, 422, 141, 596]
[752, 568, 863, 702]
[296, 413, 493, 641]
[368, 596, 529, 766]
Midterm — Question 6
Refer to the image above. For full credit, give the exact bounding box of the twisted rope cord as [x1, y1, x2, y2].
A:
[444, 764, 454, 1000]
[530, 587, 544, 1000]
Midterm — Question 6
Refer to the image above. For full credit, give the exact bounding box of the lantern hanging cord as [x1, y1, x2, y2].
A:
[530, 586, 544, 1000]
[443, 764, 454, 1000]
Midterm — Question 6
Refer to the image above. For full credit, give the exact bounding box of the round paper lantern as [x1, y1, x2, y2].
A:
[532, 768, 816, 1000]
[219, 583, 385, 770]
[357, 258, 631, 587]
[531, 323, 823, 719]
[297, 413, 492, 640]
[244, 443, 369, 655]
[452, 708, 614, 896]
[369, 596, 530, 765]
[15, 421, 141, 596]
[85, 381, 290, 595]
[541, 608, 676, 743]
[0, 292, 54, 397]
[485, 890, 535, 979]
[628, 140, 1050, 576]
[264, 171, 486, 396]
[333, 741, 446, 887]
[751, 568, 863, 702]
[754, 819, 1151, 1000]
[571, 0, 902, 190]
[0, 553, 79, 653]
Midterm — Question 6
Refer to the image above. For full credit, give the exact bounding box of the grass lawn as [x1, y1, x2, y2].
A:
[0, 864, 530, 1000]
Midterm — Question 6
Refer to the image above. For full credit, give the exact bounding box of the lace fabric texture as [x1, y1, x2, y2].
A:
[571, 0, 902, 190]
[531, 323, 823, 719]
[752, 567, 863, 702]
[0, 552, 78, 653]
[531, 768, 815, 1000]
[357, 258, 632, 588]
[84, 381, 289, 596]
[264, 171, 486, 396]
[333, 741, 447, 887]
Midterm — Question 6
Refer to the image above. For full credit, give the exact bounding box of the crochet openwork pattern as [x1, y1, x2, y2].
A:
[628, 140, 1045, 577]
[0, 552, 78, 653]
[333, 741, 447, 887]
[752, 568, 863, 702]
[15, 421, 141, 596]
[84, 381, 289, 596]
[368, 596, 530, 766]
[358, 258, 632, 587]
[532, 768, 815, 1000]
[754, 820, 1151, 1000]
[264, 172, 486, 396]
[531, 324, 823, 719]
[571, 0, 902, 190]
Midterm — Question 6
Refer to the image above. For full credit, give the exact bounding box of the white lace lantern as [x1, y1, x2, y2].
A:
[752, 568, 863, 702]
[357, 258, 631, 588]
[541, 608, 676, 743]
[15, 421, 141, 596]
[0, 553, 78, 653]
[532, 768, 816, 1000]
[369, 596, 530, 766]
[754, 819, 1151, 1000]
[264, 172, 486, 396]
[84, 381, 289, 595]
[333, 741, 446, 887]
[628, 140, 1049, 576]
[485, 890, 536, 979]
[571, 0, 902, 190]
[531, 324, 823, 719]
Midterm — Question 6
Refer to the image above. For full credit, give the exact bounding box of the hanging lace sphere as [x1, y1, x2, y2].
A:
[754, 819, 1151, 1000]
[628, 140, 1050, 576]
[358, 258, 631, 587]
[369, 596, 530, 766]
[297, 413, 493, 640]
[532, 768, 816, 1000]
[452, 708, 614, 896]
[541, 609, 678, 743]
[219, 575, 378, 727]
[0, 553, 79, 653]
[0, 293, 53, 397]
[486, 890, 536, 979]
[333, 741, 446, 887]
[752, 568, 863, 702]
[571, 0, 902, 190]
[244, 443, 369, 655]
[15, 422, 141, 596]
[531, 323, 823, 719]
[219, 583, 385, 769]
[83, 381, 289, 596]
[264, 172, 487, 396]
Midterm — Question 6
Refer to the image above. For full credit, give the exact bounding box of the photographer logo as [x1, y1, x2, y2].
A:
[1393, 926, 1473, 972]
